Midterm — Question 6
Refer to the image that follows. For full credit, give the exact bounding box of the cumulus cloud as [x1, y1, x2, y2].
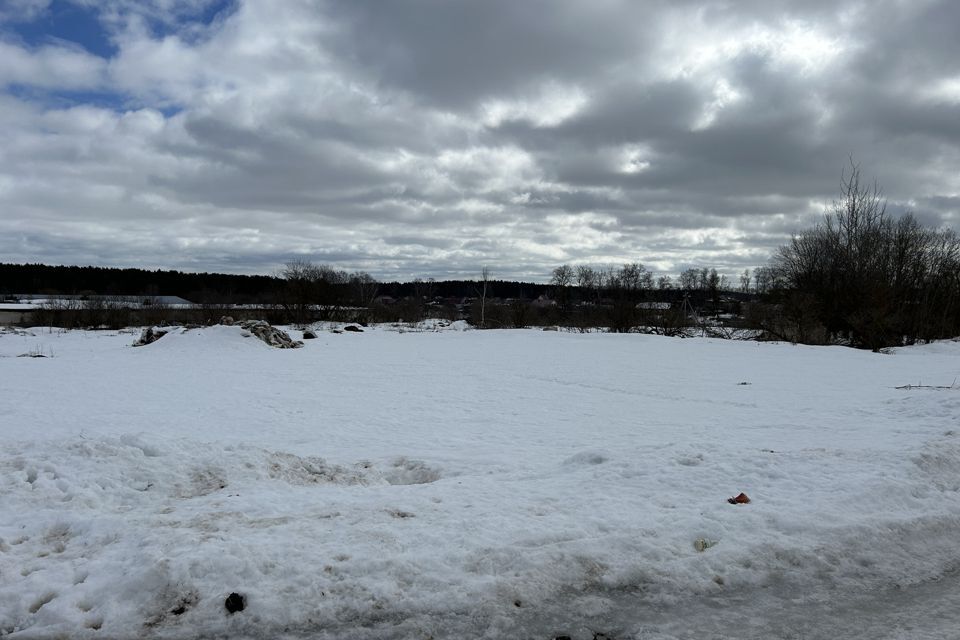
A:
[0, 40, 106, 89]
[0, 0, 958, 281]
[0, 0, 52, 23]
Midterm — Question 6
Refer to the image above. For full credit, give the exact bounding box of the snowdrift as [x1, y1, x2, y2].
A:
[2, 329, 959, 638]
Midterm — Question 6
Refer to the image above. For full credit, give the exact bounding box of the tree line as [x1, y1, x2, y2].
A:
[0, 264, 279, 304]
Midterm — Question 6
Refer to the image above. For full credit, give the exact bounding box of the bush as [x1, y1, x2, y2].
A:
[771, 162, 960, 349]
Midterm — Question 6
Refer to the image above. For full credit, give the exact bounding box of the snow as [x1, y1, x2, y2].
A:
[1, 325, 959, 639]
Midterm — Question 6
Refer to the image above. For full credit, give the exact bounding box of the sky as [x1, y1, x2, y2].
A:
[0, 0, 958, 282]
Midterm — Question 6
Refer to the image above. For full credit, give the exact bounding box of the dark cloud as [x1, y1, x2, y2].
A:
[0, 0, 958, 281]
[325, 0, 660, 108]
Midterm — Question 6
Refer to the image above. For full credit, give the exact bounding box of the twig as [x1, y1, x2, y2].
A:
[895, 379, 957, 390]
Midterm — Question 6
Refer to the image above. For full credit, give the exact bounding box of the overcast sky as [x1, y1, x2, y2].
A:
[1, 0, 958, 282]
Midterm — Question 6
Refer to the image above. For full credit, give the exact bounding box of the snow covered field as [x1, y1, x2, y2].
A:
[1, 324, 959, 639]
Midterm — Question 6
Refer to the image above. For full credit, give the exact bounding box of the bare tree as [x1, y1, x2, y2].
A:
[552, 264, 574, 288]
[278, 259, 322, 326]
[617, 263, 647, 291]
[678, 268, 699, 291]
[603, 263, 650, 332]
[576, 265, 605, 304]
[349, 272, 378, 306]
[770, 160, 960, 348]
[477, 266, 490, 328]
[753, 266, 774, 294]
[707, 269, 721, 305]
[575, 265, 596, 292]
[279, 259, 352, 325]
[551, 264, 574, 309]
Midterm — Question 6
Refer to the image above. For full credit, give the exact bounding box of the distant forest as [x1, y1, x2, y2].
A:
[0, 263, 278, 303]
[0, 262, 552, 303]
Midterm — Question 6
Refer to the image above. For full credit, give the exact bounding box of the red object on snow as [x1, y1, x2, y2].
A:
[727, 492, 751, 504]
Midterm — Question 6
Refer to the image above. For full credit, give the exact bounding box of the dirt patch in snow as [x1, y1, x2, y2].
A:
[238, 321, 303, 348]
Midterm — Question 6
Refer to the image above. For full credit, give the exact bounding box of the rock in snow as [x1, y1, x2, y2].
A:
[224, 592, 245, 614]
[132, 326, 168, 346]
[237, 320, 303, 348]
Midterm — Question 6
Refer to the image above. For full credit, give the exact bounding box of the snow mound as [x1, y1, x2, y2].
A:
[132, 323, 303, 350]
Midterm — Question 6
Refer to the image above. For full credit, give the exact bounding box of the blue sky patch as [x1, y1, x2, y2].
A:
[8, 84, 126, 112]
[4, 0, 238, 56]
[136, 0, 238, 43]
[5, 1, 116, 58]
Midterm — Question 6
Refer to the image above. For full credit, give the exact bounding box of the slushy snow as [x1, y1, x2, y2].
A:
[1, 325, 959, 639]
